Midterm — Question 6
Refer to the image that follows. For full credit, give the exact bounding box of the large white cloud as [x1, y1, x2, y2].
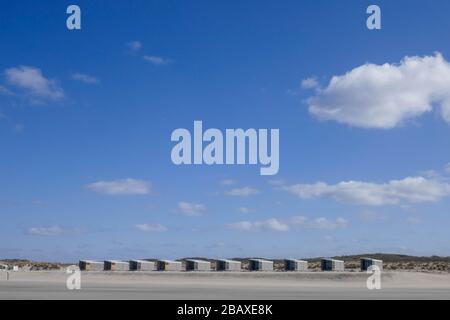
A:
[86, 179, 151, 195]
[283, 176, 450, 206]
[307, 53, 450, 128]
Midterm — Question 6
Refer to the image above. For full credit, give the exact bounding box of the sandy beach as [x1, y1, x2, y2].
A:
[1, 271, 450, 300]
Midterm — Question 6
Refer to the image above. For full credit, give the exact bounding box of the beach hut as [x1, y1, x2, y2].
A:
[104, 260, 129, 271]
[129, 260, 156, 271]
[79, 260, 104, 272]
[361, 258, 383, 271]
[157, 259, 182, 271]
[249, 259, 273, 271]
[285, 259, 308, 271]
[185, 259, 211, 271]
[216, 259, 242, 271]
[321, 258, 345, 271]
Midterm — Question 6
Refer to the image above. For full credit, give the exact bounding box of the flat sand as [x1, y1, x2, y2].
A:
[1, 271, 450, 300]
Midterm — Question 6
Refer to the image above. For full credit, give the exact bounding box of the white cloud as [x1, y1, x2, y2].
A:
[28, 226, 64, 236]
[178, 201, 206, 216]
[143, 55, 171, 66]
[307, 53, 450, 128]
[445, 163, 450, 174]
[0, 85, 13, 96]
[283, 176, 450, 206]
[259, 219, 290, 231]
[135, 224, 168, 232]
[290, 215, 309, 225]
[311, 217, 348, 230]
[5, 66, 64, 101]
[14, 123, 24, 133]
[71, 73, 99, 84]
[290, 216, 348, 230]
[86, 179, 151, 195]
[225, 187, 260, 197]
[221, 179, 236, 186]
[229, 216, 347, 232]
[228, 221, 255, 231]
[126, 40, 142, 52]
[238, 207, 254, 214]
[229, 218, 289, 232]
[301, 77, 319, 89]
[27, 226, 80, 236]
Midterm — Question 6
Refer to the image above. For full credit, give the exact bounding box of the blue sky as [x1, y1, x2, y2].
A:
[1, 0, 450, 262]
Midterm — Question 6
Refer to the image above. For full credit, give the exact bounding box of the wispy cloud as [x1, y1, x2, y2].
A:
[221, 179, 236, 186]
[225, 187, 260, 197]
[126, 40, 142, 53]
[287, 77, 319, 96]
[0, 85, 13, 96]
[135, 224, 168, 232]
[228, 218, 289, 232]
[143, 55, 172, 66]
[238, 207, 254, 214]
[27, 226, 81, 237]
[86, 179, 151, 195]
[71, 73, 99, 85]
[178, 201, 206, 216]
[13, 123, 24, 133]
[125, 40, 172, 66]
[301, 77, 319, 90]
[290, 216, 348, 230]
[5, 66, 64, 102]
[0, 112, 24, 133]
[445, 163, 450, 174]
[228, 216, 348, 232]
[282, 176, 450, 206]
